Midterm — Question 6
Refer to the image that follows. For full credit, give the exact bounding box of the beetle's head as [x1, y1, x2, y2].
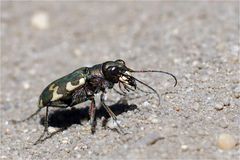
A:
[102, 59, 178, 107]
[102, 59, 136, 89]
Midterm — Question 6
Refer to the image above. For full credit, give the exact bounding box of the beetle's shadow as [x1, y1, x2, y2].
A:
[40, 99, 138, 129]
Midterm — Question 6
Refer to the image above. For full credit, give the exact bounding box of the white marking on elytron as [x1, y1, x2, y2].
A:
[49, 83, 55, 90]
[66, 78, 86, 91]
[49, 84, 63, 101]
[38, 99, 43, 107]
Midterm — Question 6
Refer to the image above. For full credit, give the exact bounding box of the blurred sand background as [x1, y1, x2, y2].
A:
[1, 1, 239, 160]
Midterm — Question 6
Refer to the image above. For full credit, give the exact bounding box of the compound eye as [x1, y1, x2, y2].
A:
[111, 67, 116, 71]
[115, 59, 125, 65]
[108, 66, 119, 75]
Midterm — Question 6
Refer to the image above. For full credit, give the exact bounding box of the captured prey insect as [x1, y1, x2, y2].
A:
[15, 59, 177, 144]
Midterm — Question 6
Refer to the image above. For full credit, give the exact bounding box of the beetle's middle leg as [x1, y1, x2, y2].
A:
[89, 98, 97, 134]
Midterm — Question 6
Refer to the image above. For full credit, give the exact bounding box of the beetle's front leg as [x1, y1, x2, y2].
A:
[100, 93, 124, 134]
[89, 98, 96, 134]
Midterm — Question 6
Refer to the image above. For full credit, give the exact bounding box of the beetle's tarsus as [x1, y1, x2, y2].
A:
[11, 108, 42, 124]
[34, 130, 49, 145]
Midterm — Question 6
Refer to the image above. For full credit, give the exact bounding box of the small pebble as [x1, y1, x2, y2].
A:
[216, 43, 226, 51]
[214, 103, 224, 111]
[65, 148, 70, 153]
[223, 97, 231, 106]
[106, 118, 121, 129]
[184, 73, 191, 79]
[23, 129, 29, 133]
[174, 106, 180, 112]
[200, 74, 209, 82]
[219, 121, 229, 129]
[74, 146, 79, 151]
[143, 101, 150, 107]
[123, 144, 129, 149]
[148, 115, 159, 124]
[231, 45, 239, 55]
[233, 85, 240, 98]
[5, 128, 10, 135]
[88, 151, 93, 155]
[31, 11, 49, 30]
[48, 127, 57, 133]
[28, 69, 36, 75]
[76, 154, 81, 158]
[217, 133, 236, 150]
[172, 28, 179, 35]
[192, 102, 200, 111]
[61, 137, 69, 144]
[171, 124, 177, 128]
[181, 145, 188, 151]
[136, 132, 164, 146]
[5, 121, 9, 125]
[31, 128, 37, 132]
[81, 145, 88, 150]
[192, 60, 199, 66]
[173, 58, 181, 64]
[22, 81, 30, 90]
[73, 48, 82, 57]
[0, 155, 7, 159]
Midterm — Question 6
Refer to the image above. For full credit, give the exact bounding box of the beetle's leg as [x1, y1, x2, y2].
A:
[89, 98, 97, 134]
[11, 108, 42, 123]
[100, 93, 124, 134]
[44, 106, 49, 134]
[34, 106, 49, 145]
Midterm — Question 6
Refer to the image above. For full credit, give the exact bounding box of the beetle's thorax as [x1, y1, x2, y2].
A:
[88, 64, 104, 78]
[86, 63, 114, 91]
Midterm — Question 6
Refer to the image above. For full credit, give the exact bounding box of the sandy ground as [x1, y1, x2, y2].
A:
[1, 1, 239, 160]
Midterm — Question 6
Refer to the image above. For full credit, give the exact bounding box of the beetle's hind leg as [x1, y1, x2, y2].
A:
[34, 106, 50, 145]
[11, 108, 42, 123]
[100, 93, 125, 134]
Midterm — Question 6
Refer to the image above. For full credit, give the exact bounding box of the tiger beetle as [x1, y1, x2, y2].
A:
[14, 59, 177, 144]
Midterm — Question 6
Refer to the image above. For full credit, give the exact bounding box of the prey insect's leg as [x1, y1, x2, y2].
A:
[34, 106, 49, 145]
[119, 83, 127, 95]
[11, 108, 42, 123]
[100, 93, 124, 134]
[123, 84, 135, 92]
[89, 98, 97, 134]
[113, 87, 126, 96]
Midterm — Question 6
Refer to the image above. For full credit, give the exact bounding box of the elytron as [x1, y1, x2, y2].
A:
[16, 59, 177, 144]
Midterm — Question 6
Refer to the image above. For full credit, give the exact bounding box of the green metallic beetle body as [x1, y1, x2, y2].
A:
[38, 63, 116, 110]
[15, 59, 177, 144]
